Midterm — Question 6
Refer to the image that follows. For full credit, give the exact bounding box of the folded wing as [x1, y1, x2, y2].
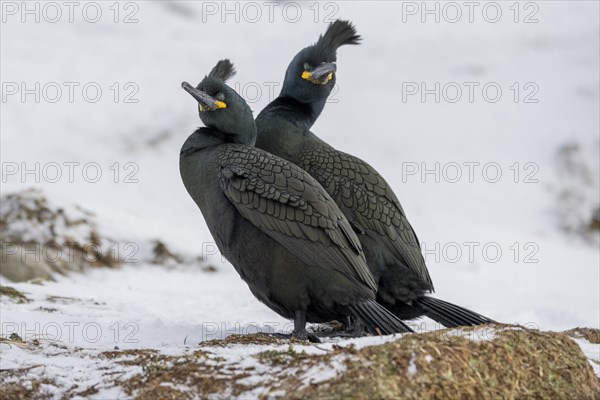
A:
[216, 144, 377, 291]
[297, 142, 433, 289]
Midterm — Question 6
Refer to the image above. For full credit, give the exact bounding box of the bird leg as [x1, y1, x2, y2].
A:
[267, 310, 321, 342]
[292, 309, 320, 343]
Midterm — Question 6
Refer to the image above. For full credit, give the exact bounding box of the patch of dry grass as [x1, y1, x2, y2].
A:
[0, 286, 31, 303]
[201, 332, 286, 347]
[288, 327, 600, 400]
[0, 379, 54, 400]
[101, 348, 250, 399]
[566, 327, 600, 344]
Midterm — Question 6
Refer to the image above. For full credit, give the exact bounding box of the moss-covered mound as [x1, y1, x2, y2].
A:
[102, 326, 599, 400]
[291, 327, 599, 400]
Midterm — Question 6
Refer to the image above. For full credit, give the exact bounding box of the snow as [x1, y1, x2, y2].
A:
[0, 340, 139, 399]
[299, 357, 347, 385]
[1, 267, 598, 398]
[1, 265, 290, 350]
[1, 1, 599, 397]
[572, 337, 600, 377]
[406, 352, 418, 377]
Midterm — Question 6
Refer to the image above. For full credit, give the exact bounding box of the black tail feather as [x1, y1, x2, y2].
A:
[349, 300, 414, 335]
[416, 297, 495, 327]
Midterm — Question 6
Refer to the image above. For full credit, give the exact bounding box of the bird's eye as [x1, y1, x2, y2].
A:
[216, 92, 225, 101]
[303, 62, 312, 71]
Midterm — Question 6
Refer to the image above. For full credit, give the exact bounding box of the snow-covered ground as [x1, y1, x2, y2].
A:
[1, 1, 599, 397]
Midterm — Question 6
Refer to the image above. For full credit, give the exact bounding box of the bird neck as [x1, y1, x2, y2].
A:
[180, 127, 234, 158]
[265, 95, 325, 130]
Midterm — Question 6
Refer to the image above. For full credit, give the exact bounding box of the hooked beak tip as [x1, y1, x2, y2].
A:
[181, 81, 195, 94]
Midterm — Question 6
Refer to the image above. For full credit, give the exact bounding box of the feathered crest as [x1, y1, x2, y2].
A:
[208, 59, 236, 82]
[315, 20, 361, 51]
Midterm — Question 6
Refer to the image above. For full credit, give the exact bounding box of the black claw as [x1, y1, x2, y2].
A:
[292, 329, 321, 343]
[307, 333, 321, 343]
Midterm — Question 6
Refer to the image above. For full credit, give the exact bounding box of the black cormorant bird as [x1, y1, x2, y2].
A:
[255, 21, 494, 327]
[179, 60, 413, 341]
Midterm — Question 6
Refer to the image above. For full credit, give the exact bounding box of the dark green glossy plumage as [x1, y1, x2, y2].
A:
[180, 60, 412, 338]
[216, 144, 376, 291]
[255, 22, 494, 327]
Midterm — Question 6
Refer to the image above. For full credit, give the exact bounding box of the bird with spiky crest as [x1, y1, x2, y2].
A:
[180, 59, 255, 145]
[256, 21, 495, 328]
[274, 20, 361, 121]
[180, 60, 413, 341]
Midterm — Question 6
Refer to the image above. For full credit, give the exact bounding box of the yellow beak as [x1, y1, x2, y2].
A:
[301, 71, 333, 85]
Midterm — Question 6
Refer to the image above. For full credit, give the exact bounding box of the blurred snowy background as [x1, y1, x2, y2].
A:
[1, 0, 598, 365]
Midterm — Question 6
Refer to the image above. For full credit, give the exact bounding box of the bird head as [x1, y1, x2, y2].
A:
[281, 20, 361, 104]
[181, 59, 256, 145]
